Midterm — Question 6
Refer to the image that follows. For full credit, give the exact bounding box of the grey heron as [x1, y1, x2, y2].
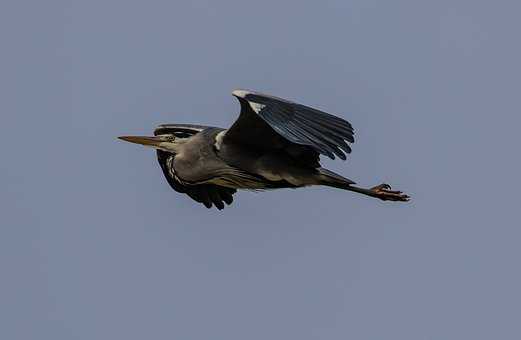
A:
[119, 89, 409, 210]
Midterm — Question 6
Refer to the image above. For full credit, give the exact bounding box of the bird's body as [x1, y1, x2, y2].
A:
[120, 89, 409, 209]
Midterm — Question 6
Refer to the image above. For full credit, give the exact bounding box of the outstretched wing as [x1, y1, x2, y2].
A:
[224, 89, 354, 160]
[156, 150, 236, 210]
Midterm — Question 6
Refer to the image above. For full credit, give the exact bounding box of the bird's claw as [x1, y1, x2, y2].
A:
[370, 183, 410, 202]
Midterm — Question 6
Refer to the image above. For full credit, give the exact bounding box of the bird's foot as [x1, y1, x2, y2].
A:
[370, 184, 410, 202]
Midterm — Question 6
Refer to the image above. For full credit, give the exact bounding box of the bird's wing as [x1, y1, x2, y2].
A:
[224, 89, 354, 160]
[157, 150, 236, 210]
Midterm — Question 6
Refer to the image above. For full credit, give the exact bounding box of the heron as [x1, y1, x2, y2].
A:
[119, 89, 409, 210]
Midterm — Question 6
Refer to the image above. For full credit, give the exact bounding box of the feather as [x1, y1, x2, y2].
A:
[227, 89, 355, 161]
[208, 188, 225, 210]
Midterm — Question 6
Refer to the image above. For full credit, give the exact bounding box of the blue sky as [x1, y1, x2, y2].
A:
[1, 0, 520, 339]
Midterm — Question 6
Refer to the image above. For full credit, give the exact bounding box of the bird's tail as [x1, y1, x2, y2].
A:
[317, 168, 356, 190]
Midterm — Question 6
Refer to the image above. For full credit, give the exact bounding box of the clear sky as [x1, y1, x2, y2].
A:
[1, 0, 520, 339]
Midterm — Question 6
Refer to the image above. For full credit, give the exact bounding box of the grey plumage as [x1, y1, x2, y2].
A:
[119, 89, 409, 209]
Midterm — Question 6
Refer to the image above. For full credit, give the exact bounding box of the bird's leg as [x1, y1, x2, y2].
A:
[346, 183, 410, 202]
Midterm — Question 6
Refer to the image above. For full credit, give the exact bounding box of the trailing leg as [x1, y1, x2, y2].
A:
[317, 168, 410, 202]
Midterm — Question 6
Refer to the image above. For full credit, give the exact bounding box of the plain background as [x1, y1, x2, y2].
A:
[1, 0, 520, 339]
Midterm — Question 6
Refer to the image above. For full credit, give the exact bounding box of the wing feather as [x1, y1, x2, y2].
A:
[225, 89, 354, 161]
[157, 150, 237, 210]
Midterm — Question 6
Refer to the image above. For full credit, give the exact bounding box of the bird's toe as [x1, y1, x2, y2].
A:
[371, 183, 410, 202]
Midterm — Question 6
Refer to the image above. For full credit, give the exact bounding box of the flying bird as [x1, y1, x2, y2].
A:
[119, 89, 409, 209]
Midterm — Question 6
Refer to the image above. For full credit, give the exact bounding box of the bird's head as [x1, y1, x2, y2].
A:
[118, 134, 187, 153]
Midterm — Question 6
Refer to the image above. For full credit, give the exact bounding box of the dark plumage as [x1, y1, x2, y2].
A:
[119, 89, 409, 209]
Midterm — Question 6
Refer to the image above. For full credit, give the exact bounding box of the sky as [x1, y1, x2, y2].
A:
[1, 0, 520, 339]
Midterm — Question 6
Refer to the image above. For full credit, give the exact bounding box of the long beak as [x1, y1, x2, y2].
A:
[118, 135, 163, 148]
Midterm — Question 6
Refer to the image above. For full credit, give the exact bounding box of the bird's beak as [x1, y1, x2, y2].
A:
[118, 135, 163, 148]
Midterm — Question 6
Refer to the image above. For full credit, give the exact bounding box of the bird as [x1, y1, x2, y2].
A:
[119, 89, 409, 210]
